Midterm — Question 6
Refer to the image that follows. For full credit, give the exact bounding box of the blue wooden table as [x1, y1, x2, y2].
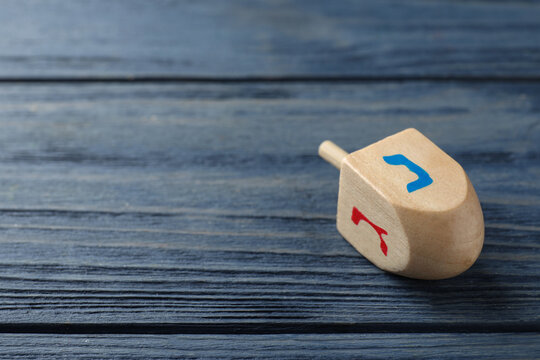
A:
[0, 1, 538, 358]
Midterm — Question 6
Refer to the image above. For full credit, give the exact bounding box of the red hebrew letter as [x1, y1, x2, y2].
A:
[351, 206, 388, 256]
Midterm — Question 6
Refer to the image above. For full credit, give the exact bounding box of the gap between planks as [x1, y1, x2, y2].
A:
[0, 75, 539, 83]
[0, 322, 537, 335]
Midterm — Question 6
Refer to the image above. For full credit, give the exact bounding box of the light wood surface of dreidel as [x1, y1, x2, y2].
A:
[319, 128, 484, 280]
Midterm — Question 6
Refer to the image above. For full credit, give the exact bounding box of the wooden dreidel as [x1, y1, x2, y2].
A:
[319, 128, 484, 280]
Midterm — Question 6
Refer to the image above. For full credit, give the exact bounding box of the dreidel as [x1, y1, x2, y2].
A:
[319, 128, 484, 280]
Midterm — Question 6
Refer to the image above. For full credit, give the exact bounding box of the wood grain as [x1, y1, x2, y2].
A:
[0, 0, 539, 78]
[0, 333, 537, 360]
[0, 83, 537, 328]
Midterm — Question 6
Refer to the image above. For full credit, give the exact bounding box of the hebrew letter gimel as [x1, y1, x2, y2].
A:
[383, 154, 433, 193]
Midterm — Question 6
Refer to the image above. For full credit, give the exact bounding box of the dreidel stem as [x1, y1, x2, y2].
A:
[319, 140, 348, 169]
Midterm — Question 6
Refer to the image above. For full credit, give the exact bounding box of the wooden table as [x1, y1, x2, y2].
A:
[0, 1, 538, 358]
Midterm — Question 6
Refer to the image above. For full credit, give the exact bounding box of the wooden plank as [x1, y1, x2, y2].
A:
[0, 83, 537, 326]
[1, 0, 540, 78]
[0, 333, 537, 359]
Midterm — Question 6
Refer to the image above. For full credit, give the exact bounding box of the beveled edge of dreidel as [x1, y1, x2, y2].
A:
[320, 128, 485, 280]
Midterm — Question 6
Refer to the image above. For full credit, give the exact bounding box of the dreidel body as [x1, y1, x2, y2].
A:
[319, 128, 484, 280]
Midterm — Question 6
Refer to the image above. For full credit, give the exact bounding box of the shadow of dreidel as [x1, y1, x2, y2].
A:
[319, 128, 484, 280]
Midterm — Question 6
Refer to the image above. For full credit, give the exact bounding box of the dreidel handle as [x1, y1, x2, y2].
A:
[318, 141, 348, 169]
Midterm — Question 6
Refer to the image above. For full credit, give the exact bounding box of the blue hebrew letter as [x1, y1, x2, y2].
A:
[383, 154, 433, 193]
